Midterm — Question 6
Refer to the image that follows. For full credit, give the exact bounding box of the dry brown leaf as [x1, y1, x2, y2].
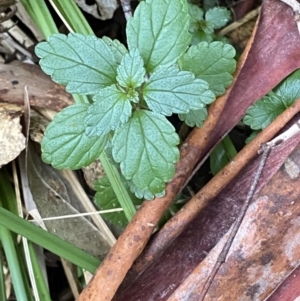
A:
[227, 18, 257, 50]
[82, 159, 106, 190]
[167, 133, 300, 301]
[0, 103, 25, 166]
[29, 110, 48, 143]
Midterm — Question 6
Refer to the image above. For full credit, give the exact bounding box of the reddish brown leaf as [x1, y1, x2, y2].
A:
[168, 132, 300, 301]
[266, 263, 300, 301]
[231, 0, 257, 20]
[114, 117, 300, 301]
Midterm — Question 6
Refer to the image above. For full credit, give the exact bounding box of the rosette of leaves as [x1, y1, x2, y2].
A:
[188, 3, 231, 44]
[35, 0, 236, 200]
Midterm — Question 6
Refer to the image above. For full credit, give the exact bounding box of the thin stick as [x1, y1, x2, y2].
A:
[28, 208, 124, 222]
[218, 7, 260, 36]
[198, 143, 271, 301]
[119, 0, 132, 21]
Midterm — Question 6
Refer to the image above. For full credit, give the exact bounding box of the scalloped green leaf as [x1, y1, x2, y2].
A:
[42, 104, 108, 169]
[189, 4, 204, 28]
[128, 180, 165, 200]
[85, 86, 132, 136]
[205, 7, 231, 29]
[275, 78, 300, 100]
[179, 41, 236, 95]
[126, 0, 191, 73]
[112, 110, 180, 195]
[143, 66, 215, 116]
[116, 48, 146, 89]
[35, 33, 118, 95]
[243, 95, 290, 130]
[102, 36, 128, 64]
[179, 107, 208, 127]
[188, 4, 214, 42]
[244, 78, 300, 130]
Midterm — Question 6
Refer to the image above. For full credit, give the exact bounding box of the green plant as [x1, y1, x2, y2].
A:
[0, 167, 101, 301]
[188, 2, 231, 44]
[35, 0, 236, 200]
[94, 175, 140, 228]
[244, 69, 300, 142]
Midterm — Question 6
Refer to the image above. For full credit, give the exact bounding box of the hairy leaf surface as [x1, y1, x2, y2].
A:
[128, 180, 166, 200]
[112, 110, 179, 196]
[85, 86, 132, 136]
[143, 66, 215, 116]
[102, 36, 128, 64]
[243, 95, 291, 130]
[42, 104, 107, 169]
[244, 79, 300, 130]
[205, 7, 231, 29]
[117, 48, 146, 89]
[126, 0, 191, 72]
[275, 78, 300, 100]
[35, 33, 118, 94]
[180, 41, 236, 95]
[179, 107, 208, 127]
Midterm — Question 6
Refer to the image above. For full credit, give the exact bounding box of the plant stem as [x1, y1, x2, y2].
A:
[22, 0, 136, 225]
[100, 152, 136, 221]
[178, 122, 190, 141]
[72, 94, 89, 105]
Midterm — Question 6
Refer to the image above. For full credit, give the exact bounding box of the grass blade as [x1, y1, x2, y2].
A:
[0, 227, 28, 301]
[0, 208, 100, 273]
